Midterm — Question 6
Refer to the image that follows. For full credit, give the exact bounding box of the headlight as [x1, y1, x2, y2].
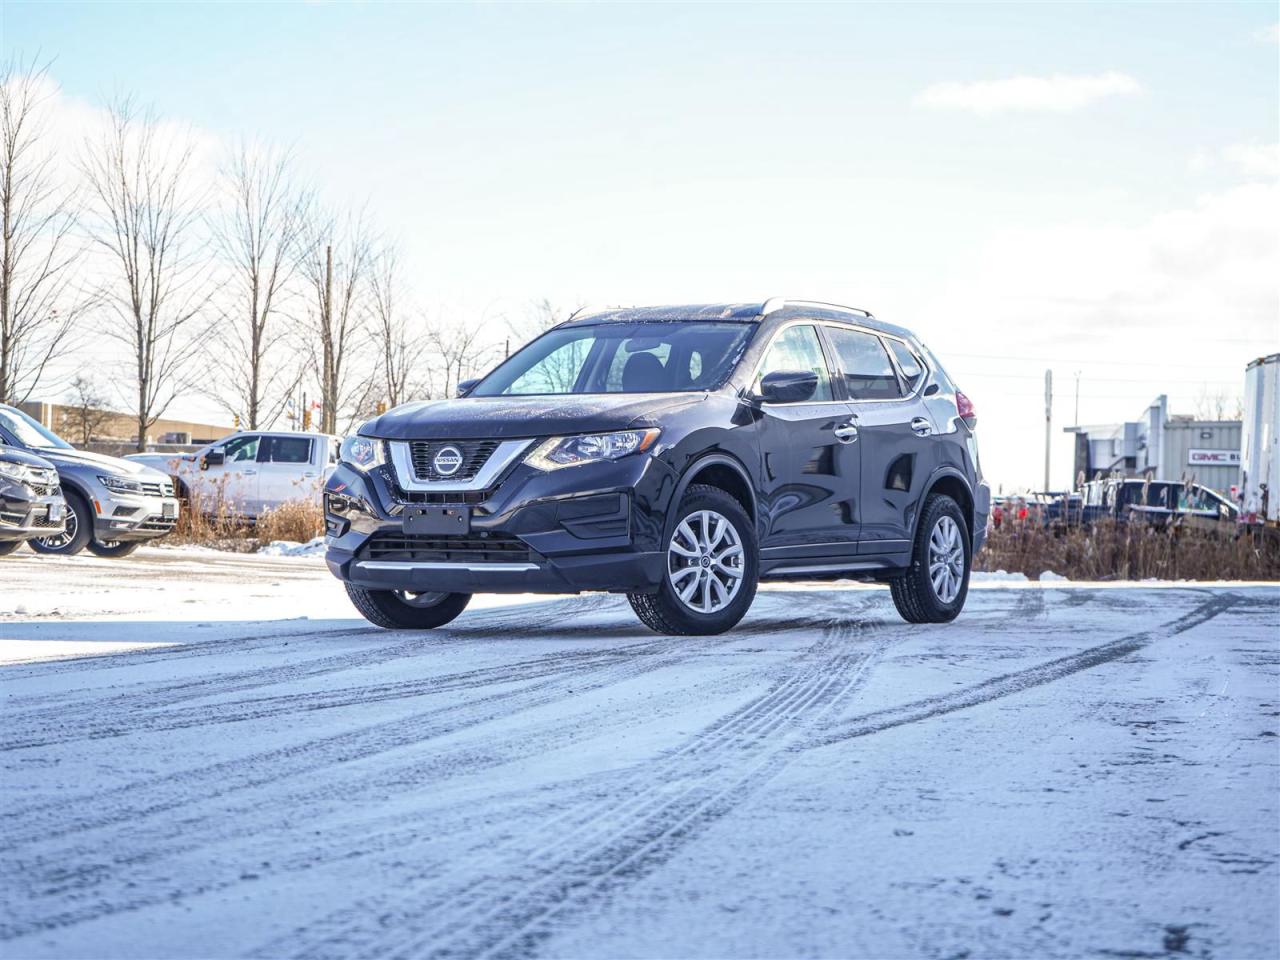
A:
[98, 474, 143, 494]
[0, 461, 25, 481]
[340, 435, 387, 472]
[527, 429, 660, 471]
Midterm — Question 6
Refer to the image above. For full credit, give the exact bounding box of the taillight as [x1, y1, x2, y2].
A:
[956, 390, 976, 422]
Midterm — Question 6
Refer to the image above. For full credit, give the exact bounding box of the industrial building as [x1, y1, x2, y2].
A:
[1065, 394, 1242, 495]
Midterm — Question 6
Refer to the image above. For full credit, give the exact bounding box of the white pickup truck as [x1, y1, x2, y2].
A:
[127, 431, 341, 518]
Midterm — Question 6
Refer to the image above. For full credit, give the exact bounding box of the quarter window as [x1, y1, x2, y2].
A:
[825, 327, 904, 400]
[886, 339, 925, 392]
[756, 325, 833, 402]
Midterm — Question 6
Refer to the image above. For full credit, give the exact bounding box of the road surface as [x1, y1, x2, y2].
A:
[2, 547, 1277, 958]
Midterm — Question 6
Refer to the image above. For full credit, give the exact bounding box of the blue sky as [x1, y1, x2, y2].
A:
[4, 1, 1278, 488]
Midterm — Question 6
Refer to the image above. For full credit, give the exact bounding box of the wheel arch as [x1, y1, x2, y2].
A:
[672, 453, 758, 529]
[917, 468, 975, 543]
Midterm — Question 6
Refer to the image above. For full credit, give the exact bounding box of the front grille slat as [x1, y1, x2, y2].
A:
[359, 532, 535, 565]
[400, 440, 502, 482]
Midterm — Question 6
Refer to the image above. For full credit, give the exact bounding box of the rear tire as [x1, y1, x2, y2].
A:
[29, 491, 92, 557]
[345, 583, 471, 629]
[0, 540, 22, 557]
[627, 483, 758, 635]
[85, 539, 142, 559]
[889, 493, 970, 624]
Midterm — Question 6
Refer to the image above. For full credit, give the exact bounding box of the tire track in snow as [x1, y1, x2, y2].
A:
[0, 593, 848, 858]
[2, 596, 621, 750]
[261, 608, 915, 959]
[0, 595, 861, 943]
[808, 591, 1241, 751]
[262, 590, 1218, 960]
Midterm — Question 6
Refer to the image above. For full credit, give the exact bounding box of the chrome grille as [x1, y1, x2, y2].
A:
[400, 440, 501, 482]
[139, 479, 174, 498]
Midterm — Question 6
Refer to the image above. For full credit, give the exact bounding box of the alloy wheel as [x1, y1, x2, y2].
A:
[667, 509, 744, 614]
[928, 515, 965, 603]
[35, 507, 76, 550]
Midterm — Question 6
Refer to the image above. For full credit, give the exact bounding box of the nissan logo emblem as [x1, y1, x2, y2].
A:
[432, 445, 464, 477]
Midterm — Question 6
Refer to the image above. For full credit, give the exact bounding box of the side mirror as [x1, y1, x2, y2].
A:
[456, 378, 480, 398]
[758, 369, 819, 404]
[202, 450, 225, 470]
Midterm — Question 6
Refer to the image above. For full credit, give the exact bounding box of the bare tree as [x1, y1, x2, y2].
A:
[79, 97, 211, 451]
[208, 142, 308, 429]
[298, 207, 372, 434]
[60, 374, 112, 445]
[0, 58, 92, 404]
[1193, 387, 1244, 421]
[430, 320, 494, 399]
[368, 247, 431, 408]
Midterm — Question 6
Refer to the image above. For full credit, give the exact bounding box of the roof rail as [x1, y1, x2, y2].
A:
[759, 298, 875, 319]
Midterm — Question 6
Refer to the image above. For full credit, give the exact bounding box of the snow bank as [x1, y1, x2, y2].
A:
[257, 537, 327, 558]
[972, 570, 1029, 582]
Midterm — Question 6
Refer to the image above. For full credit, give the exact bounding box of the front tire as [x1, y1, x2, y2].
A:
[0, 540, 22, 558]
[628, 483, 758, 635]
[345, 583, 471, 629]
[85, 539, 142, 559]
[29, 492, 93, 557]
[890, 493, 971, 624]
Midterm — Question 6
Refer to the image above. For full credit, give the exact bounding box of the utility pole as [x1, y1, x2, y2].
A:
[1073, 370, 1081, 426]
[1044, 369, 1053, 492]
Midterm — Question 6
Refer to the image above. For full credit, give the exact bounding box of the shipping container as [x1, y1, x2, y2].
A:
[1241, 353, 1279, 524]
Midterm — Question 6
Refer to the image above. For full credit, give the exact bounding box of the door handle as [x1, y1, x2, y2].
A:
[910, 417, 933, 437]
[832, 423, 859, 443]
[242, 470, 258, 476]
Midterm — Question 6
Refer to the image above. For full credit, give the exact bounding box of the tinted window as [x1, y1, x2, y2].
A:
[261, 436, 313, 464]
[473, 322, 753, 396]
[755, 325, 833, 402]
[825, 328, 903, 400]
[886, 339, 924, 391]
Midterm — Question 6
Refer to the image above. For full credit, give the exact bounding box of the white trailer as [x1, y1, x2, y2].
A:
[1240, 353, 1279, 524]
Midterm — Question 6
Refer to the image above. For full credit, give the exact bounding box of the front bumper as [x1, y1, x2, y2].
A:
[0, 480, 66, 541]
[90, 492, 181, 542]
[324, 452, 677, 595]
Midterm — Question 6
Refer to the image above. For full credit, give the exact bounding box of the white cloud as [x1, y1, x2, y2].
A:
[1222, 142, 1280, 179]
[913, 71, 1142, 115]
[1189, 142, 1280, 180]
[1254, 23, 1279, 44]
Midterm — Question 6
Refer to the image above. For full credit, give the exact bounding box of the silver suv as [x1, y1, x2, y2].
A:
[0, 446, 66, 556]
[0, 404, 180, 559]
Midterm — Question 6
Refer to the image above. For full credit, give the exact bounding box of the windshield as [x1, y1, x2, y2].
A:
[471, 322, 755, 397]
[0, 405, 73, 449]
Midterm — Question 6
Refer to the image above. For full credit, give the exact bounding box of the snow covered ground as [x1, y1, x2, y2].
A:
[1, 547, 1277, 959]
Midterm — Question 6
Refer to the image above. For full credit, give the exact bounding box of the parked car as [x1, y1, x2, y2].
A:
[127, 431, 340, 518]
[0, 445, 66, 557]
[0, 404, 180, 558]
[325, 299, 990, 635]
[1079, 478, 1239, 525]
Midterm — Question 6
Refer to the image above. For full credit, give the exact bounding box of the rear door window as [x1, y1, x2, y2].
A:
[824, 327, 904, 400]
[259, 436, 313, 465]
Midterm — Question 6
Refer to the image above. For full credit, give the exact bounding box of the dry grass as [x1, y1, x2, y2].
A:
[168, 475, 323, 552]
[977, 517, 1280, 581]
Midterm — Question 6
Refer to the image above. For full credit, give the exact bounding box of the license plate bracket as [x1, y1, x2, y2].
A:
[162, 502, 177, 519]
[403, 505, 471, 535]
[47, 503, 65, 522]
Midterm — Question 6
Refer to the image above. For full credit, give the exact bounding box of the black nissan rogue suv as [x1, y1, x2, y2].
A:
[325, 300, 989, 635]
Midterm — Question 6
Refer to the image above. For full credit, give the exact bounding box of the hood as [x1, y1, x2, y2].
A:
[364, 393, 705, 441]
[31, 446, 169, 479]
[0, 446, 57, 470]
